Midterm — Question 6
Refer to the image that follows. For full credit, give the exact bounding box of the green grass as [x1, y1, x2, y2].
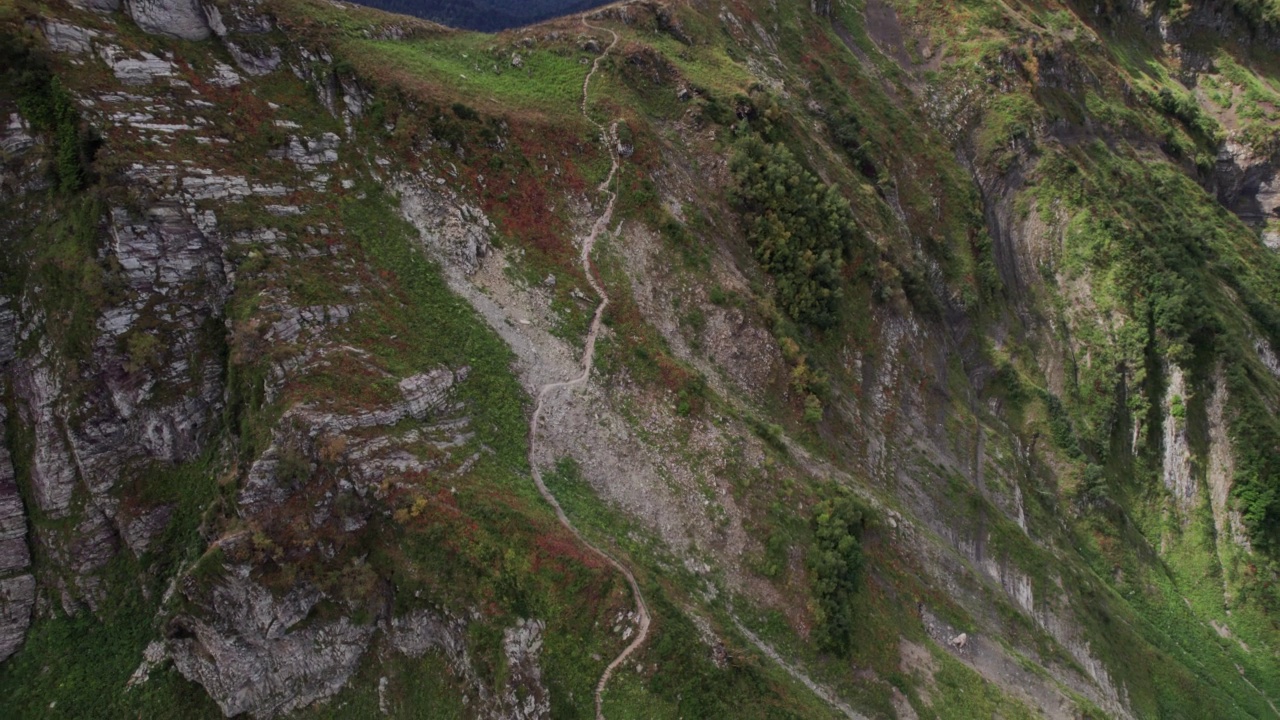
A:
[0, 450, 223, 719]
[641, 33, 754, 96]
[349, 35, 592, 115]
[339, 183, 531, 468]
[924, 646, 1040, 720]
[541, 458, 850, 718]
[0, 585, 222, 720]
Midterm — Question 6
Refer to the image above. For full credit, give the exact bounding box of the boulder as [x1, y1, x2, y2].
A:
[125, 0, 212, 41]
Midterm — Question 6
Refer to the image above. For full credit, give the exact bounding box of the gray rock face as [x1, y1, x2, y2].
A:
[0, 302, 30, 664]
[120, 504, 175, 556]
[0, 575, 35, 662]
[43, 21, 98, 54]
[270, 134, 341, 168]
[208, 0, 274, 35]
[500, 619, 551, 720]
[209, 61, 243, 87]
[97, 44, 176, 85]
[181, 173, 251, 200]
[227, 42, 282, 75]
[338, 76, 370, 134]
[108, 205, 226, 304]
[390, 609, 471, 659]
[64, 205, 228, 497]
[239, 367, 465, 514]
[125, 0, 212, 41]
[264, 304, 352, 344]
[56, 505, 120, 612]
[168, 565, 375, 719]
[1214, 139, 1280, 228]
[1, 113, 35, 157]
[0, 298, 15, 366]
[0, 403, 33, 661]
[0, 408, 30, 576]
[294, 49, 339, 116]
[390, 611, 550, 719]
[397, 181, 494, 276]
[5, 195, 229, 618]
[14, 358, 77, 519]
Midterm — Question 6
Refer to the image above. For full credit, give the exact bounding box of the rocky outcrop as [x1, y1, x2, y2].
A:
[107, 204, 227, 308]
[120, 503, 174, 556]
[1, 113, 34, 158]
[1162, 367, 1197, 509]
[168, 565, 375, 719]
[239, 368, 467, 515]
[203, 0, 282, 74]
[0, 403, 33, 663]
[0, 419, 27, 576]
[43, 21, 98, 54]
[1213, 139, 1280, 229]
[14, 357, 77, 519]
[390, 607, 471, 660]
[49, 504, 120, 612]
[5, 192, 229, 623]
[79, 205, 228, 479]
[33, 203, 229, 530]
[1207, 370, 1252, 552]
[227, 43, 282, 75]
[0, 301, 12, 369]
[124, 0, 214, 41]
[0, 293, 30, 662]
[500, 619, 551, 720]
[97, 44, 177, 85]
[0, 114, 44, 198]
[391, 610, 550, 720]
[269, 133, 341, 169]
[397, 180, 494, 276]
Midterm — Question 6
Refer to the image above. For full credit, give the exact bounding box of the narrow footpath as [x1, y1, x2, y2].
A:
[526, 17, 651, 720]
[532, 15, 861, 720]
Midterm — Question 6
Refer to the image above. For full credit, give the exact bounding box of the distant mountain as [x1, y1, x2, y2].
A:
[349, 0, 616, 31]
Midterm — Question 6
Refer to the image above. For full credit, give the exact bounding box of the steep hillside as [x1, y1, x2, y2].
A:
[1, 0, 1280, 718]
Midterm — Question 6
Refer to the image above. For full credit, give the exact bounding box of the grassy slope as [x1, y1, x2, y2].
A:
[879, 0, 1280, 715]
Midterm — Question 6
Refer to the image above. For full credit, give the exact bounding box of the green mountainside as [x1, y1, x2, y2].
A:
[1, 0, 1280, 718]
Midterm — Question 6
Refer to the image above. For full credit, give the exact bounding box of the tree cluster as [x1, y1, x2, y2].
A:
[809, 491, 865, 656]
[730, 137, 861, 329]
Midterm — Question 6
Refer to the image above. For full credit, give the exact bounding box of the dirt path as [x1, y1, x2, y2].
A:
[527, 17, 651, 720]
[536, 16, 866, 720]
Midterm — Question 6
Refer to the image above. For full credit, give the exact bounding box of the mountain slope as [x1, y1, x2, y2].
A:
[1, 0, 1279, 718]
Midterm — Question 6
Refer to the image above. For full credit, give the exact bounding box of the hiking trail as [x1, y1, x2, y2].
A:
[526, 16, 650, 720]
